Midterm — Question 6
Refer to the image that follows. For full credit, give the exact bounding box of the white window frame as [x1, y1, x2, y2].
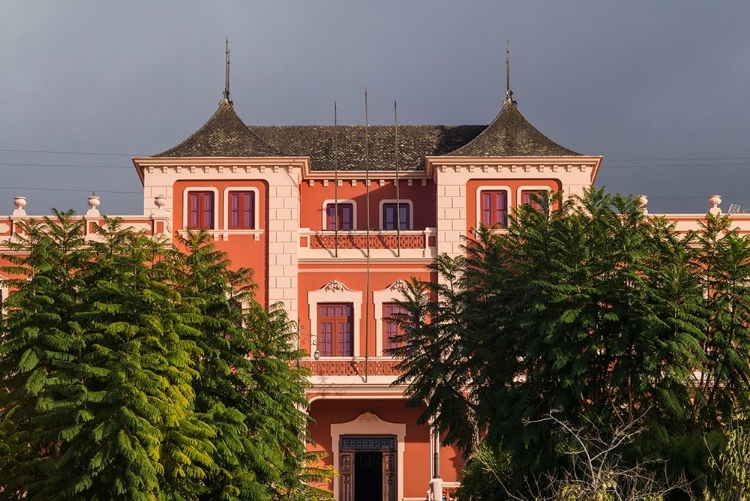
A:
[378, 199, 414, 230]
[321, 199, 357, 231]
[223, 187, 261, 231]
[475, 186, 511, 228]
[308, 281, 362, 359]
[182, 187, 219, 231]
[516, 185, 551, 209]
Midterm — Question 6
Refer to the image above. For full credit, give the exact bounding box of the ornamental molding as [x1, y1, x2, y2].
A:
[388, 280, 408, 292]
[357, 412, 380, 423]
[322, 279, 352, 293]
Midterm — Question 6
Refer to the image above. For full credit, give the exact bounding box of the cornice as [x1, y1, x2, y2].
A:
[301, 163, 433, 181]
[132, 156, 309, 182]
[426, 155, 603, 183]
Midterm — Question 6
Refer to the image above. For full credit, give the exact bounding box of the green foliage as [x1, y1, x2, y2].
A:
[0, 215, 328, 500]
[707, 424, 750, 500]
[394, 188, 750, 498]
[173, 230, 329, 500]
[455, 441, 513, 500]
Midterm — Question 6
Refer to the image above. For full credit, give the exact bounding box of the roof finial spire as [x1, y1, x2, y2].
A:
[223, 38, 232, 105]
[505, 39, 516, 105]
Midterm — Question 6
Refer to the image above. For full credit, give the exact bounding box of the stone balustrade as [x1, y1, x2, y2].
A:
[0, 194, 172, 248]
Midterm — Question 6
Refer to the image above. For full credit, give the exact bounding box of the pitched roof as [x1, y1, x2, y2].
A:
[152, 98, 578, 166]
[447, 100, 579, 157]
[250, 125, 484, 171]
[154, 100, 282, 157]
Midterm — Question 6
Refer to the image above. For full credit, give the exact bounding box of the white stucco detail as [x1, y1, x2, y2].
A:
[181, 187, 220, 234]
[308, 281, 363, 357]
[320, 198, 358, 230]
[134, 159, 303, 320]
[377, 199, 414, 229]
[331, 412, 406, 501]
[428, 156, 603, 258]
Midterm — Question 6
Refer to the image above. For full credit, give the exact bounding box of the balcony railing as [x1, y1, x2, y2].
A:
[311, 232, 425, 250]
[300, 358, 402, 376]
[299, 228, 437, 258]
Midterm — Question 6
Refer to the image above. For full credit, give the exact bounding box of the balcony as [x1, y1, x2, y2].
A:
[299, 228, 437, 260]
[300, 358, 402, 376]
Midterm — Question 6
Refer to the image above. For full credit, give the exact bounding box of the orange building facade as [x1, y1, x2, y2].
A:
[2, 85, 749, 500]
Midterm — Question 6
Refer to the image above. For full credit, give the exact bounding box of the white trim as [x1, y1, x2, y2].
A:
[222, 186, 260, 231]
[182, 187, 220, 233]
[475, 185, 511, 227]
[378, 199, 414, 230]
[515, 185, 551, 208]
[308, 281, 362, 357]
[321, 199, 357, 230]
[331, 412, 406, 501]
[373, 281, 409, 356]
[307, 387, 406, 403]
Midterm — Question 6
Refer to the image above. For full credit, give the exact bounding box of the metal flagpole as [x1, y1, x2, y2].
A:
[395, 100, 401, 257]
[364, 89, 371, 384]
[334, 102, 339, 258]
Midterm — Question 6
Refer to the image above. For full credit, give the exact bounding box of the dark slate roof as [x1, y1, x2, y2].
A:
[448, 100, 580, 157]
[154, 100, 282, 157]
[152, 98, 578, 167]
[249, 125, 484, 171]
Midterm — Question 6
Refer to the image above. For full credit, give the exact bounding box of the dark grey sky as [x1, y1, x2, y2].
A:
[2, 1, 749, 215]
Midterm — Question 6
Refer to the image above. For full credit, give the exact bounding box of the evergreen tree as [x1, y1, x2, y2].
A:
[393, 189, 709, 497]
[0, 217, 327, 500]
[0, 214, 215, 500]
[0, 211, 92, 499]
[170, 230, 328, 500]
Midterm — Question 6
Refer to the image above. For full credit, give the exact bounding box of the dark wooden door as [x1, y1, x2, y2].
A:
[339, 451, 354, 501]
[339, 436, 397, 501]
[382, 452, 396, 501]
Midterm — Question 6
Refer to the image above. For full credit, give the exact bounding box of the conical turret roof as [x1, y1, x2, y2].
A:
[447, 99, 579, 157]
[153, 99, 282, 157]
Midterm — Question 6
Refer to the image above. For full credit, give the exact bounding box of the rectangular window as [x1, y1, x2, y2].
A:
[188, 191, 214, 230]
[383, 303, 407, 352]
[521, 190, 547, 212]
[318, 303, 353, 357]
[481, 190, 507, 227]
[326, 203, 353, 230]
[382, 203, 410, 230]
[229, 191, 255, 229]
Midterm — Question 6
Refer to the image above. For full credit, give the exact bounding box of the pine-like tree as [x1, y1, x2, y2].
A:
[1, 217, 327, 500]
[393, 189, 709, 497]
[171, 230, 328, 500]
[0, 211, 92, 499]
[0, 214, 216, 500]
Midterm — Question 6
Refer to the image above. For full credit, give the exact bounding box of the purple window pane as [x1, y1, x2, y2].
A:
[320, 322, 333, 357]
[243, 193, 253, 228]
[341, 205, 352, 230]
[339, 322, 352, 356]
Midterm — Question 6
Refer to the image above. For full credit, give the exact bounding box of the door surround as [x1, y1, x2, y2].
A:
[331, 412, 405, 501]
